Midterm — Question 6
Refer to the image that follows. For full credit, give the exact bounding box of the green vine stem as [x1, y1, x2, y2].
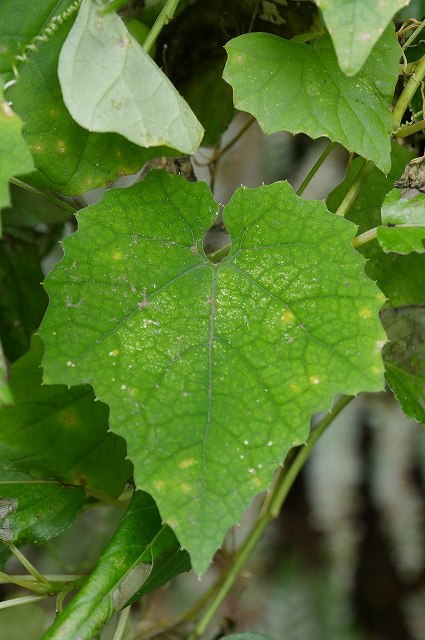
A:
[352, 227, 378, 248]
[0, 594, 49, 610]
[188, 395, 353, 639]
[392, 53, 425, 129]
[142, 0, 182, 54]
[395, 118, 425, 137]
[402, 17, 425, 52]
[9, 177, 77, 215]
[335, 159, 374, 217]
[7, 544, 48, 584]
[112, 606, 131, 640]
[296, 140, 335, 196]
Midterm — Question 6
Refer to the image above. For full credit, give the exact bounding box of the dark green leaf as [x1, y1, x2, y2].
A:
[39, 171, 386, 573]
[58, 0, 203, 154]
[381, 305, 425, 425]
[7, 4, 176, 195]
[0, 480, 85, 545]
[377, 188, 425, 254]
[223, 26, 400, 173]
[316, 0, 408, 75]
[0, 336, 132, 498]
[0, 237, 48, 361]
[42, 491, 190, 640]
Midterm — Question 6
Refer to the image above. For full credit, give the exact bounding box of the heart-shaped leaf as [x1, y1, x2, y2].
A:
[58, 0, 203, 154]
[223, 27, 400, 173]
[39, 171, 386, 573]
[316, 0, 409, 75]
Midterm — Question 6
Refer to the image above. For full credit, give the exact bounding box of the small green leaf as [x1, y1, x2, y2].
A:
[40, 171, 386, 573]
[58, 0, 203, 154]
[7, 7, 175, 195]
[316, 0, 409, 75]
[381, 305, 425, 425]
[0, 89, 34, 227]
[327, 143, 425, 307]
[0, 336, 132, 498]
[223, 27, 400, 173]
[0, 480, 86, 545]
[377, 188, 425, 254]
[42, 491, 190, 640]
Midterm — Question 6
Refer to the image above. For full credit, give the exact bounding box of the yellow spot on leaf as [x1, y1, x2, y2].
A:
[178, 458, 196, 469]
[153, 480, 165, 491]
[251, 476, 263, 487]
[57, 140, 66, 153]
[180, 483, 192, 494]
[281, 309, 295, 324]
[289, 382, 301, 394]
[112, 251, 122, 261]
[32, 143, 44, 153]
[309, 376, 320, 385]
[359, 308, 372, 319]
[108, 349, 120, 356]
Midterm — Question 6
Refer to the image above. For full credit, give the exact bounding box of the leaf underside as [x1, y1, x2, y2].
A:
[58, 0, 204, 154]
[39, 171, 386, 573]
[316, 0, 409, 75]
[223, 26, 400, 173]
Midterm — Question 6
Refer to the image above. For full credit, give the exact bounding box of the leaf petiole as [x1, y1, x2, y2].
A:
[142, 0, 182, 54]
[335, 159, 374, 217]
[296, 140, 335, 196]
[7, 544, 48, 584]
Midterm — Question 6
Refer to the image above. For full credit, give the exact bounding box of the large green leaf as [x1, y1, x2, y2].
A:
[377, 188, 425, 254]
[327, 143, 425, 307]
[0, 479, 86, 545]
[316, 0, 408, 75]
[42, 491, 190, 640]
[7, 4, 175, 195]
[0, 89, 34, 226]
[0, 336, 131, 498]
[381, 305, 425, 425]
[223, 27, 400, 173]
[58, 0, 203, 154]
[39, 171, 386, 573]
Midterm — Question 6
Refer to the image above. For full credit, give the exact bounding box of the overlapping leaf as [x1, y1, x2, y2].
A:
[316, 0, 408, 75]
[58, 0, 203, 154]
[377, 188, 425, 254]
[223, 26, 400, 173]
[42, 491, 190, 640]
[0, 89, 34, 229]
[0, 336, 132, 498]
[39, 171, 385, 573]
[7, 2, 175, 195]
[381, 306, 425, 425]
[327, 143, 425, 307]
[0, 480, 86, 545]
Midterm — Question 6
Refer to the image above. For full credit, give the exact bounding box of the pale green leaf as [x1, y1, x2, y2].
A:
[223, 27, 400, 173]
[0, 341, 13, 405]
[0, 480, 86, 545]
[0, 336, 132, 498]
[7, 4, 175, 195]
[377, 188, 425, 254]
[316, 0, 409, 75]
[39, 171, 386, 573]
[58, 0, 203, 154]
[42, 491, 190, 640]
[381, 305, 425, 425]
[0, 90, 34, 226]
